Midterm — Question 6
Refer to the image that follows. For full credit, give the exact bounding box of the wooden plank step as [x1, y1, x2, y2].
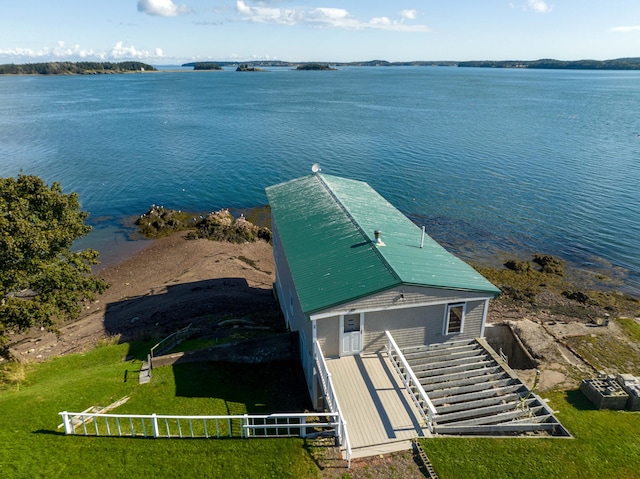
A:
[424, 375, 513, 397]
[410, 353, 489, 372]
[406, 350, 486, 369]
[431, 383, 525, 406]
[434, 420, 558, 435]
[420, 365, 504, 386]
[415, 359, 495, 378]
[402, 340, 476, 354]
[435, 398, 535, 424]
[139, 359, 151, 384]
[402, 342, 481, 360]
[436, 393, 522, 415]
[507, 414, 555, 425]
[420, 364, 504, 383]
[436, 403, 543, 427]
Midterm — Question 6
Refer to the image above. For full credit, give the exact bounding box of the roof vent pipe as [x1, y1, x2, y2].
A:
[374, 230, 385, 246]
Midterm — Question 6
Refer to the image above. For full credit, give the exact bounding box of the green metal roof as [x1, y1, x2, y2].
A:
[266, 173, 500, 315]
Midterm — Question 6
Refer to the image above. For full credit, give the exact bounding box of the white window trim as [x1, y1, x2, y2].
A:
[443, 302, 466, 335]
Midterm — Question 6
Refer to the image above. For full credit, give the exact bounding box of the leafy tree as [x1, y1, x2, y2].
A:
[0, 175, 108, 352]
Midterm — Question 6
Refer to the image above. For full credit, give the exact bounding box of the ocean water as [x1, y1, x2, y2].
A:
[1, 67, 639, 292]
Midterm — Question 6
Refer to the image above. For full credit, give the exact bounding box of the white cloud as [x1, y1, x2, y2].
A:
[110, 41, 162, 59]
[526, 0, 552, 13]
[235, 0, 298, 24]
[0, 41, 98, 60]
[0, 41, 165, 62]
[235, 1, 429, 31]
[371, 17, 392, 27]
[400, 9, 417, 20]
[610, 25, 640, 33]
[137, 0, 190, 17]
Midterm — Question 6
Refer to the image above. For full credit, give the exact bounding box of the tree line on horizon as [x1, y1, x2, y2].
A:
[183, 57, 640, 70]
[457, 58, 640, 70]
[0, 61, 157, 75]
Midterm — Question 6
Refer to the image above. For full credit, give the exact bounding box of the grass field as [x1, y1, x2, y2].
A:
[2, 330, 640, 479]
[0, 343, 318, 479]
[421, 389, 640, 479]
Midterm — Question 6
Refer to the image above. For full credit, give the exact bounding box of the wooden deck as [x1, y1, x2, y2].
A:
[326, 352, 430, 458]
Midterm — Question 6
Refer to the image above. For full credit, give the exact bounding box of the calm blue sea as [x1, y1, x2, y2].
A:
[1, 67, 639, 293]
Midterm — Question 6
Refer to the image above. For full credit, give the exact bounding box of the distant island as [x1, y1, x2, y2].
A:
[193, 62, 222, 71]
[0, 62, 156, 75]
[236, 64, 264, 72]
[457, 58, 640, 70]
[182, 57, 640, 71]
[296, 63, 336, 71]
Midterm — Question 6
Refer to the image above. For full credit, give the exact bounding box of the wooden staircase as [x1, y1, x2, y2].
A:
[400, 339, 569, 436]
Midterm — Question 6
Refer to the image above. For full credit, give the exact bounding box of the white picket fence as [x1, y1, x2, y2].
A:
[59, 411, 338, 440]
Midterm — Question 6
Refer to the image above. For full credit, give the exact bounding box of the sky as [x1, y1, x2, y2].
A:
[0, 0, 638, 64]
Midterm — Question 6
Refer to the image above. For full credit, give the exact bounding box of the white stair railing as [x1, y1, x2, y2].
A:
[385, 330, 437, 432]
[314, 340, 352, 468]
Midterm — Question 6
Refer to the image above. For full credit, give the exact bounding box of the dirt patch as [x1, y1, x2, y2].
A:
[308, 439, 426, 479]
[487, 289, 640, 392]
[8, 233, 278, 361]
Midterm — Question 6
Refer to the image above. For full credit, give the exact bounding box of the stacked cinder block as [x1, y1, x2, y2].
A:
[580, 376, 629, 410]
[616, 374, 640, 411]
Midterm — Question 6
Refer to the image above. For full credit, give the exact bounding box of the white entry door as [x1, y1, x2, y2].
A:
[340, 313, 363, 356]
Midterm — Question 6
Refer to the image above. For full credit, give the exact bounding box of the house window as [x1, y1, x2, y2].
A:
[445, 303, 465, 335]
[343, 314, 361, 333]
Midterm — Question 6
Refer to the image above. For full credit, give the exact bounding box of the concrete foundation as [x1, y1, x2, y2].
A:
[484, 323, 537, 370]
[616, 374, 640, 411]
[580, 376, 629, 410]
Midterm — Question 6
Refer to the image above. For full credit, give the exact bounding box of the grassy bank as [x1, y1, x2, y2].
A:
[0, 343, 317, 479]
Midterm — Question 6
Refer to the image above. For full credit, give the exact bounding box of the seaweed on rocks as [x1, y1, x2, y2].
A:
[185, 209, 272, 244]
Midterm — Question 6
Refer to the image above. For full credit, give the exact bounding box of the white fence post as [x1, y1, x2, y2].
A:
[61, 412, 72, 435]
[151, 413, 159, 438]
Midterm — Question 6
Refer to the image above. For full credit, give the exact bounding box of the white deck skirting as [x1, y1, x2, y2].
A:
[326, 352, 430, 458]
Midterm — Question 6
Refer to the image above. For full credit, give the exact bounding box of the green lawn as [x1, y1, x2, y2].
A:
[421, 389, 640, 479]
[3, 334, 640, 479]
[0, 343, 318, 479]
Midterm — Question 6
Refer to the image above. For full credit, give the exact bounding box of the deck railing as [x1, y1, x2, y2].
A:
[58, 411, 338, 439]
[314, 341, 352, 468]
[385, 330, 437, 432]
